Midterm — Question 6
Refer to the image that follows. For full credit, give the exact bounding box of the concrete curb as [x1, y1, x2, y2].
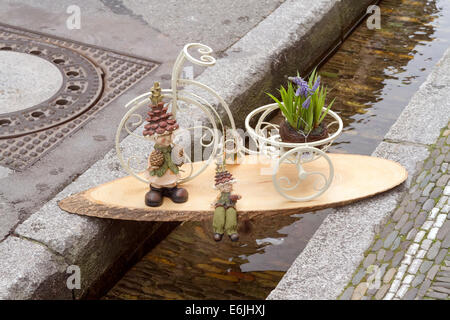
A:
[267, 47, 450, 300]
[0, 0, 374, 299]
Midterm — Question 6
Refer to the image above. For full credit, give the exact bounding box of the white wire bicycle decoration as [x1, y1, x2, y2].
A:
[115, 43, 343, 202]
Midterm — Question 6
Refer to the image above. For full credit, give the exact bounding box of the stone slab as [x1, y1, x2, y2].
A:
[0, 236, 70, 299]
[385, 48, 450, 145]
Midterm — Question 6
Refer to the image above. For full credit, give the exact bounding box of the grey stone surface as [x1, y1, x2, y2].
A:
[385, 48, 450, 145]
[411, 274, 425, 288]
[420, 260, 433, 274]
[0, 236, 70, 299]
[0, 51, 62, 113]
[427, 241, 441, 260]
[352, 268, 366, 285]
[269, 140, 429, 300]
[0, 166, 12, 179]
[403, 287, 418, 300]
[340, 286, 354, 300]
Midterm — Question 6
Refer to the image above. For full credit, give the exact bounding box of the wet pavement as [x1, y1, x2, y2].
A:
[105, 0, 450, 300]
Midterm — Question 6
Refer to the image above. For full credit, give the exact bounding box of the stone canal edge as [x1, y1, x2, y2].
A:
[268, 47, 450, 300]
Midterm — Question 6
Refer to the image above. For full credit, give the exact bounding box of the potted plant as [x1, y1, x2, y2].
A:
[267, 69, 335, 143]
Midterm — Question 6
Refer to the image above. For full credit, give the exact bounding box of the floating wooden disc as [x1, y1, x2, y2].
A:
[59, 154, 407, 221]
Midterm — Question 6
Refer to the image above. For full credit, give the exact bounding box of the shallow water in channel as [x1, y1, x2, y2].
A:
[104, 0, 450, 300]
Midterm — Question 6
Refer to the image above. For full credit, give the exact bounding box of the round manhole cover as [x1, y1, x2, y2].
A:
[0, 39, 103, 138]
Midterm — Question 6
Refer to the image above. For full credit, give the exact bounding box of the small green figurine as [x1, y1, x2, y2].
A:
[212, 166, 241, 242]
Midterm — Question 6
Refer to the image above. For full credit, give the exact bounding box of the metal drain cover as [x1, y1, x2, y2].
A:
[0, 24, 158, 171]
[0, 39, 103, 138]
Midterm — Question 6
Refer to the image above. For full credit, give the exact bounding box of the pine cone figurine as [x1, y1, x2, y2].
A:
[149, 149, 164, 167]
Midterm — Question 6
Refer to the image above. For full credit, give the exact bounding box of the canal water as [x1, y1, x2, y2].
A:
[104, 0, 450, 299]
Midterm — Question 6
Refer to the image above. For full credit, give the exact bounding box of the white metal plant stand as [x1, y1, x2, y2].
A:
[245, 103, 343, 201]
[115, 43, 343, 202]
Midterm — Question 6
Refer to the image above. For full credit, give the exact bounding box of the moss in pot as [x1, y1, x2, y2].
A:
[267, 69, 335, 144]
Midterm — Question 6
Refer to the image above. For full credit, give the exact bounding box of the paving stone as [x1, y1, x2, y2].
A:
[416, 249, 427, 259]
[400, 221, 414, 235]
[433, 281, 450, 289]
[411, 190, 421, 201]
[391, 237, 401, 250]
[352, 268, 366, 285]
[395, 213, 409, 230]
[383, 292, 395, 300]
[411, 274, 425, 288]
[384, 250, 394, 262]
[441, 163, 449, 174]
[390, 279, 401, 293]
[437, 271, 450, 277]
[373, 239, 384, 251]
[407, 243, 420, 256]
[437, 196, 448, 208]
[443, 232, 450, 248]
[401, 240, 412, 251]
[421, 220, 433, 231]
[406, 200, 417, 213]
[423, 183, 435, 197]
[408, 259, 422, 274]
[430, 187, 443, 199]
[435, 154, 445, 166]
[420, 260, 433, 274]
[425, 291, 447, 299]
[427, 227, 439, 240]
[421, 239, 433, 250]
[427, 265, 440, 280]
[434, 214, 447, 228]
[414, 230, 426, 243]
[340, 286, 354, 300]
[375, 283, 390, 300]
[392, 207, 405, 222]
[392, 251, 405, 268]
[418, 279, 432, 298]
[402, 287, 418, 300]
[435, 276, 450, 282]
[444, 186, 450, 196]
[423, 199, 435, 211]
[417, 197, 427, 204]
[420, 173, 432, 187]
[402, 274, 414, 285]
[380, 224, 395, 239]
[396, 284, 410, 298]
[435, 249, 447, 264]
[363, 254, 377, 268]
[414, 211, 428, 227]
[431, 286, 450, 294]
[377, 249, 386, 262]
[406, 228, 418, 241]
[384, 231, 399, 249]
[351, 282, 368, 300]
[383, 268, 397, 284]
[436, 174, 450, 187]
[429, 208, 440, 220]
[443, 205, 450, 213]
[416, 171, 427, 184]
[427, 241, 442, 260]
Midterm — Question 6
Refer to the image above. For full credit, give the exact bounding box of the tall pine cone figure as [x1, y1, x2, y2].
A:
[149, 149, 164, 167]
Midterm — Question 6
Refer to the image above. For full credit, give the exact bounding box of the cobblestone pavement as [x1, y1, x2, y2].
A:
[339, 123, 450, 300]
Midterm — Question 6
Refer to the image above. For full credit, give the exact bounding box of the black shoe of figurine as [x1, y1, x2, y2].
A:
[163, 186, 188, 203]
[229, 233, 239, 242]
[213, 233, 223, 242]
[145, 186, 163, 207]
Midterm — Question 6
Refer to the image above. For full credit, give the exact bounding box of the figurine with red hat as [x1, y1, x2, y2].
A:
[212, 163, 241, 242]
[143, 82, 188, 207]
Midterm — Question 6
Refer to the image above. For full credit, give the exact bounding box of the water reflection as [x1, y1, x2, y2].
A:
[105, 0, 450, 300]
